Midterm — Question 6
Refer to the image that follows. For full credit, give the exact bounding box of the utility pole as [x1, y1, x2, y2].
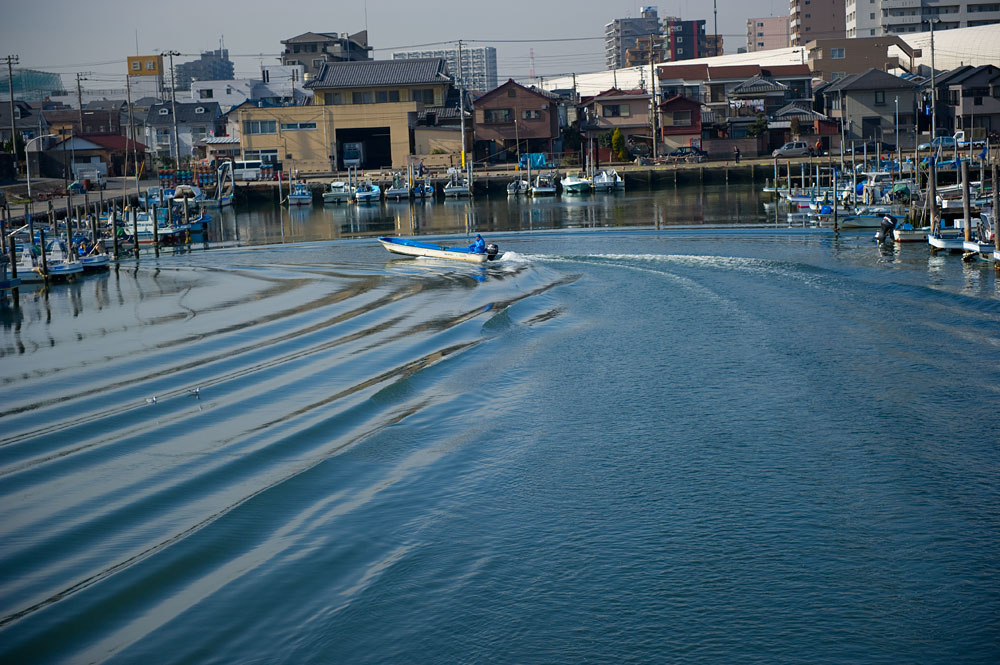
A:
[457, 40, 467, 177]
[165, 50, 182, 166]
[75, 72, 87, 132]
[6, 54, 19, 173]
[713, 0, 718, 56]
[926, 19, 939, 141]
[649, 34, 657, 159]
[126, 74, 140, 198]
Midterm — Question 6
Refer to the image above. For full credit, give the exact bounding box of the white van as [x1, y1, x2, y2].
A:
[232, 160, 263, 181]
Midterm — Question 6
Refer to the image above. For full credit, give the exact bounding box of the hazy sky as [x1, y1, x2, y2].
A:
[5, 0, 788, 87]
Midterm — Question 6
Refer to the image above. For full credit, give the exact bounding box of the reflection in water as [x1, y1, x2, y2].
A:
[214, 184, 777, 246]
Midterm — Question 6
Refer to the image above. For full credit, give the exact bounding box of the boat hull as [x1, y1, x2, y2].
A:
[377, 236, 498, 263]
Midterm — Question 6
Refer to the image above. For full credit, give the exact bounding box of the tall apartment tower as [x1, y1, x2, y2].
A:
[848, 0, 1000, 37]
[747, 16, 792, 51]
[790, 0, 845, 46]
[394, 46, 498, 92]
[174, 49, 235, 91]
[605, 6, 662, 69]
[662, 19, 710, 61]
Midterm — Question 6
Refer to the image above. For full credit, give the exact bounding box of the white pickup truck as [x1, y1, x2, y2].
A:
[74, 169, 107, 190]
[917, 131, 987, 151]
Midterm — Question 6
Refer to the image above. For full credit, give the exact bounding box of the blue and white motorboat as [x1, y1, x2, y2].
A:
[355, 181, 382, 203]
[591, 169, 624, 191]
[531, 173, 557, 196]
[385, 174, 410, 200]
[287, 182, 313, 206]
[377, 236, 501, 263]
[413, 180, 435, 200]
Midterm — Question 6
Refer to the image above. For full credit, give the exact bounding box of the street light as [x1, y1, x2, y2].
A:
[25, 133, 58, 201]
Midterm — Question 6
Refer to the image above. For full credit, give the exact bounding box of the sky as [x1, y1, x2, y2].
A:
[3, 0, 789, 89]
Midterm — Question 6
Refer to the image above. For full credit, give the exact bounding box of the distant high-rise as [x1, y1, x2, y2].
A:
[847, 0, 1000, 38]
[790, 0, 845, 46]
[747, 16, 791, 52]
[280, 32, 373, 81]
[174, 49, 235, 91]
[394, 46, 497, 92]
[605, 6, 662, 69]
[662, 19, 711, 61]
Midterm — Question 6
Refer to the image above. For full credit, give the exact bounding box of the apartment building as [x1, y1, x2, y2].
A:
[747, 16, 791, 51]
[280, 32, 373, 81]
[605, 6, 662, 69]
[849, 0, 1000, 37]
[790, 0, 846, 46]
[394, 47, 498, 93]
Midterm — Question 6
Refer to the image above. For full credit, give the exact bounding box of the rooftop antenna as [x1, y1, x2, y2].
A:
[135, 30, 139, 56]
[364, 0, 369, 32]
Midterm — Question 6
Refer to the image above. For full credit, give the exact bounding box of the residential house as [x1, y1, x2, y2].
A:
[281, 32, 373, 81]
[47, 134, 147, 177]
[823, 68, 920, 148]
[189, 65, 312, 113]
[0, 99, 49, 142]
[576, 87, 652, 154]
[474, 79, 563, 164]
[934, 64, 1000, 136]
[144, 101, 224, 163]
[805, 35, 920, 82]
[658, 94, 703, 150]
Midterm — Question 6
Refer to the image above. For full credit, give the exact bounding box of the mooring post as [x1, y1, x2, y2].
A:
[961, 160, 971, 243]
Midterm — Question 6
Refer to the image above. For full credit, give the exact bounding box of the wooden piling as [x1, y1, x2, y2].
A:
[961, 160, 971, 243]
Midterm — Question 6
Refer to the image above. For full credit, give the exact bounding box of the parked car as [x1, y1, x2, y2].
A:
[772, 141, 813, 158]
[668, 146, 707, 163]
[844, 141, 897, 155]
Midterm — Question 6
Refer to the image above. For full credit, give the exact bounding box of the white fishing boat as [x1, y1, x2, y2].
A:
[892, 223, 930, 242]
[323, 181, 353, 204]
[385, 174, 410, 200]
[531, 172, 557, 196]
[172, 184, 205, 205]
[507, 179, 530, 195]
[377, 236, 501, 263]
[354, 181, 381, 203]
[591, 169, 624, 191]
[286, 182, 313, 206]
[561, 173, 592, 193]
[443, 175, 471, 198]
[40, 239, 84, 279]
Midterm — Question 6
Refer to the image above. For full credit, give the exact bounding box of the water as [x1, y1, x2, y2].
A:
[2, 186, 999, 664]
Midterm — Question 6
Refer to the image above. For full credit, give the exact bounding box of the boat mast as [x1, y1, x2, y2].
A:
[457, 40, 468, 185]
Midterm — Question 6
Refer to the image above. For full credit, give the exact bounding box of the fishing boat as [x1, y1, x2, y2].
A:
[443, 174, 471, 198]
[413, 179, 435, 200]
[531, 172, 557, 196]
[202, 162, 235, 208]
[385, 174, 410, 200]
[591, 169, 625, 191]
[287, 182, 313, 206]
[507, 178, 530, 195]
[354, 180, 381, 203]
[172, 184, 205, 205]
[892, 223, 930, 243]
[377, 236, 501, 263]
[41, 239, 84, 279]
[323, 181, 353, 204]
[561, 173, 592, 194]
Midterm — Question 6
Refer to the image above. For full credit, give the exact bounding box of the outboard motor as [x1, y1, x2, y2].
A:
[486, 243, 500, 260]
[876, 215, 895, 243]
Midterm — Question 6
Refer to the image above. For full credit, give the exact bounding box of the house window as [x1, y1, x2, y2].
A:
[508, 87, 516, 97]
[831, 48, 845, 59]
[522, 109, 541, 119]
[874, 91, 885, 105]
[244, 149, 279, 163]
[191, 127, 207, 141]
[412, 89, 434, 104]
[602, 104, 631, 117]
[375, 90, 399, 103]
[280, 122, 317, 130]
[195, 107, 205, 114]
[665, 110, 692, 126]
[313, 59, 324, 68]
[159, 108, 170, 115]
[352, 91, 372, 104]
[326, 92, 344, 105]
[243, 120, 277, 134]
[484, 108, 512, 123]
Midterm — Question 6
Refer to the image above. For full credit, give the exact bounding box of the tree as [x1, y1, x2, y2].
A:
[789, 116, 801, 138]
[747, 113, 769, 139]
[611, 128, 627, 161]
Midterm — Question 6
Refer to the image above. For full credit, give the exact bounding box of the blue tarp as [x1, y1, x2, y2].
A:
[519, 153, 549, 169]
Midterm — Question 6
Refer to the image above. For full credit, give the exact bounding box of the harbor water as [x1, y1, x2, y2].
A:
[2, 185, 999, 664]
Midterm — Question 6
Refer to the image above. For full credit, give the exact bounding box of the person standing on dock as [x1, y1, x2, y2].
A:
[733, 146, 740, 164]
